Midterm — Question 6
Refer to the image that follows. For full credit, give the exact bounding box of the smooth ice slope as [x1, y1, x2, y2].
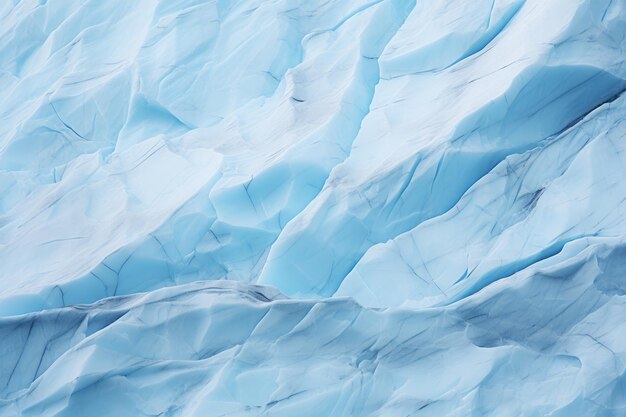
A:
[0, 0, 625, 416]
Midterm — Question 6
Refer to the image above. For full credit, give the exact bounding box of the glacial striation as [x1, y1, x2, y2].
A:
[0, 0, 625, 415]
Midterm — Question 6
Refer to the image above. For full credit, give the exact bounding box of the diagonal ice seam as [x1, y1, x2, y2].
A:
[1, 0, 626, 416]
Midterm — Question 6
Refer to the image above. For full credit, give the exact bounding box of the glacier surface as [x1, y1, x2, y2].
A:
[0, 0, 625, 415]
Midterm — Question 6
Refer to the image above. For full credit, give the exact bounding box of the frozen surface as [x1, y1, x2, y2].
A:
[0, 0, 625, 415]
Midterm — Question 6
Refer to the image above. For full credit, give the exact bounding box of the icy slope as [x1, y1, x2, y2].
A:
[1, 0, 625, 415]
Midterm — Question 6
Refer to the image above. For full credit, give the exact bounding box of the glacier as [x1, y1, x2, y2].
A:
[0, 0, 625, 415]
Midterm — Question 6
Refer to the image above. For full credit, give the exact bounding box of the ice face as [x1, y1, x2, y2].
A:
[1, 0, 625, 416]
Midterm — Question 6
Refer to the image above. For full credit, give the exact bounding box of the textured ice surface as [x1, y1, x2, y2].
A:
[1, 0, 625, 415]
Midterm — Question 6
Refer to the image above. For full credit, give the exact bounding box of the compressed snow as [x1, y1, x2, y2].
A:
[0, 0, 625, 415]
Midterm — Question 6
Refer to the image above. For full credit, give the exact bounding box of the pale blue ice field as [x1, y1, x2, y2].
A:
[0, 0, 625, 416]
